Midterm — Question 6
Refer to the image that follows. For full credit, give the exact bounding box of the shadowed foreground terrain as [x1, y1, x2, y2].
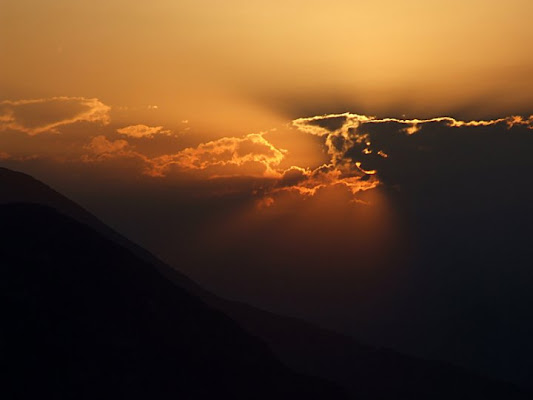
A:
[0, 203, 345, 399]
[1, 167, 531, 399]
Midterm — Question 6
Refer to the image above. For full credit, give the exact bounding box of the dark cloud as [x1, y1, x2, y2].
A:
[290, 112, 533, 387]
[278, 167, 308, 188]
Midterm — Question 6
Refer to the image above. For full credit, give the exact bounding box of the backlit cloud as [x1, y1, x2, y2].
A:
[293, 113, 533, 137]
[83, 135, 131, 161]
[4, 98, 533, 208]
[272, 165, 378, 199]
[79, 132, 288, 178]
[144, 133, 287, 177]
[291, 112, 533, 174]
[0, 97, 110, 135]
[117, 124, 172, 138]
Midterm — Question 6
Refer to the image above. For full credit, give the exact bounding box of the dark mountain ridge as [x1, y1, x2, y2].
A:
[1, 167, 531, 399]
[0, 202, 345, 399]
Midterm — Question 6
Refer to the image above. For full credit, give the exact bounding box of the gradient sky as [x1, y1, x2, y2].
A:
[2, 0, 533, 165]
[2, 0, 533, 188]
[3, 0, 533, 125]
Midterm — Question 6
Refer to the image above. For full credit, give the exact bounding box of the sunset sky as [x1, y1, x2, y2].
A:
[2, 0, 533, 173]
[2, 0, 533, 388]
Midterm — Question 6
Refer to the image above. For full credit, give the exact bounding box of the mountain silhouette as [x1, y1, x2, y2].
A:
[1, 167, 531, 399]
[0, 202, 346, 399]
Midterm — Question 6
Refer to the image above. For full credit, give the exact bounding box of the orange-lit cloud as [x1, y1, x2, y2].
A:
[0, 97, 110, 135]
[4, 98, 533, 208]
[279, 112, 533, 205]
[84, 135, 130, 159]
[117, 124, 172, 138]
[80, 132, 288, 178]
[78, 128, 379, 201]
[293, 113, 533, 136]
[272, 166, 379, 199]
[144, 133, 287, 178]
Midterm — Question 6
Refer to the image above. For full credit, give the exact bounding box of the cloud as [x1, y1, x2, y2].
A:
[5, 97, 533, 209]
[289, 112, 533, 202]
[117, 124, 172, 138]
[272, 166, 378, 198]
[75, 115, 388, 201]
[0, 97, 110, 135]
[80, 132, 288, 178]
[144, 133, 287, 178]
[252, 111, 533, 206]
[293, 113, 533, 137]
[83, 135, 131, 161]
[292, 112, 533, 175]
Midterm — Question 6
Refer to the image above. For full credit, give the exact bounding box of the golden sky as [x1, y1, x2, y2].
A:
[3, 0, 533, 126]
[1, 0, 533, 205]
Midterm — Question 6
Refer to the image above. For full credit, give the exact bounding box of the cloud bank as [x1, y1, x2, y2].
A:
[3, 96, 533, 208]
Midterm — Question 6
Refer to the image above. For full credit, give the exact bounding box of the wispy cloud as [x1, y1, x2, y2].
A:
[144, 133, 287, 177]
[83, 135, 130, 160]
[81, 132, 287, 178]
[117, 124, 172, 139]
[0, 97, 110, 135]
[293, 113, 533, 137]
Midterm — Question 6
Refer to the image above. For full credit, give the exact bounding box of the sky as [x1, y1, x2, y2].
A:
[2, 0, 533, 166]
[2, 0, 533, 388]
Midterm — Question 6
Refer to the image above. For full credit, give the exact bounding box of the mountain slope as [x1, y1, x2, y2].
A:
[1, 167, 531, 399]
[0, 203, 345, 399]
[0, 167, 201, 292]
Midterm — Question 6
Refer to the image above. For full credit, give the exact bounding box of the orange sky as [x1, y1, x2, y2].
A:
[3, 0, 533, 130]
[1, 0, 533, 204]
